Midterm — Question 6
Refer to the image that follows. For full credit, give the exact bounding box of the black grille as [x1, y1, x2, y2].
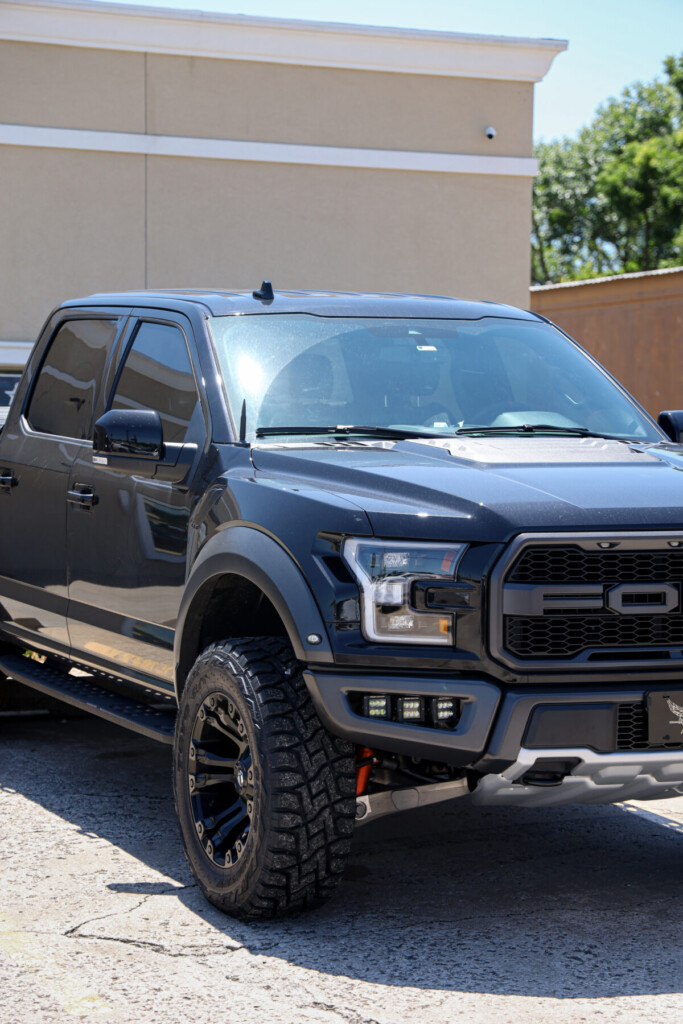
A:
[502, 541, 683, 662]
[505, 614, 683, 660]
[617, 702, 683, 750]
[509, 546, 683, 584]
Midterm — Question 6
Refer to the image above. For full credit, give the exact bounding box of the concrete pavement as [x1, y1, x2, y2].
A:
[1, 713, 682, 1023]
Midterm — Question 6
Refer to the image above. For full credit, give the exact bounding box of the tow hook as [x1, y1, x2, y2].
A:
[519, 758, 581, 787]
[355, 746, 379, 796]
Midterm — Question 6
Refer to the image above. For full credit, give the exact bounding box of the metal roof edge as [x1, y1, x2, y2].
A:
[1, 0, 568, 82]
[530, 266, 683, 292]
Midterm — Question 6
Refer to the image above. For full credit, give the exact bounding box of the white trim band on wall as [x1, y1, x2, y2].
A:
[0, 123, 538, 177]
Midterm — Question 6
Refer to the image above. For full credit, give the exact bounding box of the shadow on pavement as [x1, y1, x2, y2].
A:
[1, 714, 682, 998]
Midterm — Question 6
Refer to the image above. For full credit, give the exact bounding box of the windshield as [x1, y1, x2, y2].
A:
[208, 315, 660, 444]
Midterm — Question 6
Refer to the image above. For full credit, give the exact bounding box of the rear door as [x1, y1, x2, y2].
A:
[0, 312, 126, 652]
[66, 310, 208, 691]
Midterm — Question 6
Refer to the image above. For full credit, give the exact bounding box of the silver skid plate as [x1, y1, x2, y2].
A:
[472, 747, 683, 807]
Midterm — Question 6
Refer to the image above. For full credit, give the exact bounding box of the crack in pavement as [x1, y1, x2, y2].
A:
[64, 883, 198, 937]
[63, 932, 245, 957]
[305, 1001, 382, 1024]
[63, 883, 244, 959]
[64, 937, 245, 958]
[64, 892, 156, 937]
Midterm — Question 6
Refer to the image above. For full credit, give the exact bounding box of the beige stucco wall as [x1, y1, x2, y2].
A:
[147, 157, 531, 301]
[145, 54, 533, 156]
[0, 41, 145, 132]
[0, 146, 145, 338]
[0, 40, 533, 156]
[0, 31, 539, 343]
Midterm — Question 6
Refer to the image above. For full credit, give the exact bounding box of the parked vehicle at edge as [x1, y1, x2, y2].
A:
[0, 371, 20, 429]
[1, 283, 683, 919]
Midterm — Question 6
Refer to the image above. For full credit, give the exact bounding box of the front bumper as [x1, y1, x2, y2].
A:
[304, 670, 683, 805]
[303, 669, 500, 765]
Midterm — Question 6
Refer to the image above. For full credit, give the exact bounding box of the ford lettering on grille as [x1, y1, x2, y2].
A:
[503, 582, 680, 617]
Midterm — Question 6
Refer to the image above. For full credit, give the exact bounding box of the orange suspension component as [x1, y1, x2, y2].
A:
[355, 746, 376, 796]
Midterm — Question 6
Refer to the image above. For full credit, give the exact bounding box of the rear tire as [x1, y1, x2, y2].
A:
[173, 637, 356, 919]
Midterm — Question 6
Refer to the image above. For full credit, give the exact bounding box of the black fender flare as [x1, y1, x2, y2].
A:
[174, 526, 333, 698]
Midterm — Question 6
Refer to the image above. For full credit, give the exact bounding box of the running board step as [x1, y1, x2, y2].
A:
[0, 653, 176, 744]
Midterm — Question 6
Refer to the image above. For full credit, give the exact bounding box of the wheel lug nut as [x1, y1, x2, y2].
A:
[196, 821, 204, 836]
[189, 775, 195, 790]
[198, 707, 205, 720]
[228, 702, 234, 716]
[247, 801, 253, 814]
[189, 745, 195, 759]
[208, 696, 216, 709]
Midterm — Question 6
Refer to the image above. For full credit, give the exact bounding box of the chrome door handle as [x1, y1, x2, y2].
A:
[0, 470, 17, 492]
[66, 485, 98, 509]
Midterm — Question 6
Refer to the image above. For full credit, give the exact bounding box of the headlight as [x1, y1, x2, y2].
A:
[342, 538, 467, 645]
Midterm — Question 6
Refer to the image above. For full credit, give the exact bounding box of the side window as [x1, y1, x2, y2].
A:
[27, 319, 119, 439]
[110, 321, 200, 444]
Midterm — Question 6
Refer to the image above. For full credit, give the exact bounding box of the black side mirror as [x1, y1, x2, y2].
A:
[658, 410, 683, 443]
[93, 409, 163, 459]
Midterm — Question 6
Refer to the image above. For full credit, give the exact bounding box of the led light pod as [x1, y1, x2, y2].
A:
[397, 697, 424, 722]
[432, 697, 459, 727]
[342, 538, 467, 644]
[363, 695, 390, 718]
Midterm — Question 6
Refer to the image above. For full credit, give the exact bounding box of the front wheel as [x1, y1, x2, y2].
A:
[173, 637, 356, 919]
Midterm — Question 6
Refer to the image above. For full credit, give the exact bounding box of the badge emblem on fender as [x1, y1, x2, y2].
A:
[666, 697, 683, 734]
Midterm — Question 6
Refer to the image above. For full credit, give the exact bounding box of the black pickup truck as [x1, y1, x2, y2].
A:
[1, 284, 683, 919]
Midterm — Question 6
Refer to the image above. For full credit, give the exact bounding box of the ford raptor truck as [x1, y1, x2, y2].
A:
[1, 283, 683, 919]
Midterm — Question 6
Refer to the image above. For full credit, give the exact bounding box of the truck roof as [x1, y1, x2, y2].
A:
[60, 288, 540, 321]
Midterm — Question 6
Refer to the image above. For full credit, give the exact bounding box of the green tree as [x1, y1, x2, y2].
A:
[532, 55, 683, 284]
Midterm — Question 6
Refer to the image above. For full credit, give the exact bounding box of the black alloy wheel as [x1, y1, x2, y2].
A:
[173, 637, 356, 919]
[188, 692, 254, 868]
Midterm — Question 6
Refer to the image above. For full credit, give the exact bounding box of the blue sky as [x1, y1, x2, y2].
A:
[91, 0, 682, 141]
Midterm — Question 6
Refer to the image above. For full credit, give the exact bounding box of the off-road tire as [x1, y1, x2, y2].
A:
[173, 637, 356, 919]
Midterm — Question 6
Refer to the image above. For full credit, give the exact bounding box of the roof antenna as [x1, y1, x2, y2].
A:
[253, 280, 274, 302]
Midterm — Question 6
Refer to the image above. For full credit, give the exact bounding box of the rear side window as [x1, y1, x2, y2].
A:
[27, 319, 119, 439]
[110, 321, 200, 444]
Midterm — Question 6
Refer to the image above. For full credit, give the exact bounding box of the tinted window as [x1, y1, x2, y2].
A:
[27, 319, 118, 439]
[111, 322, 200, 444]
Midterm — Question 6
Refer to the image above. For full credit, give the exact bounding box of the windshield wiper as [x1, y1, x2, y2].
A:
[255, 424, 452, 440]
[454, 424, 631, 441]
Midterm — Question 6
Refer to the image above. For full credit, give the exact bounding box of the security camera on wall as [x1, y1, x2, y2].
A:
[485, 126, 497, 140]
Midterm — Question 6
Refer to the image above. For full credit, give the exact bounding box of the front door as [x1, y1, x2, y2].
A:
[0, 314, 125, 653]
[66, 313, 207, 692]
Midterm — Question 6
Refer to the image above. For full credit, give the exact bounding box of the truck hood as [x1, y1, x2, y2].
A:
[250, 436, 683, 541]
